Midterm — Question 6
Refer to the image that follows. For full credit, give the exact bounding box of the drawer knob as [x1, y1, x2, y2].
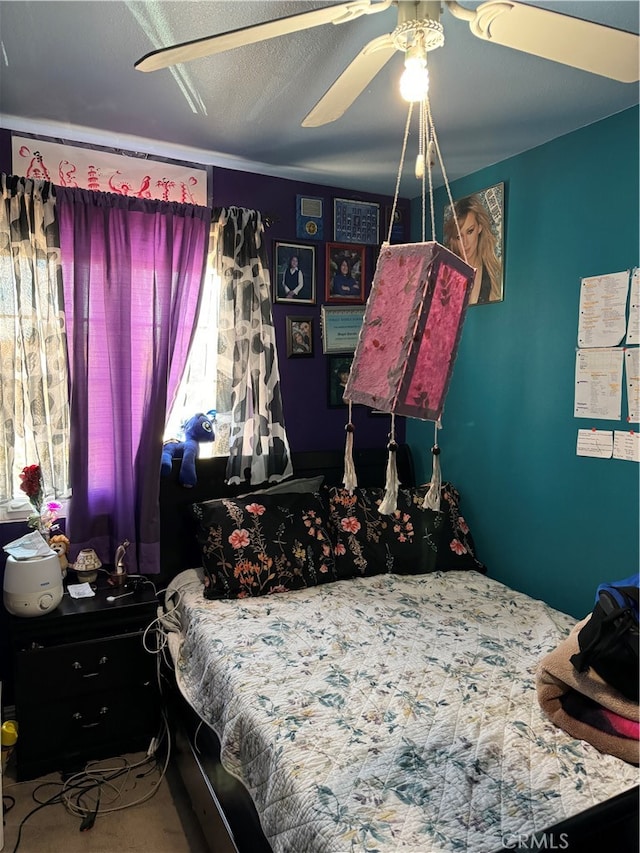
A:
[72, 656, 108, 677]
[72, 708, 109, 728]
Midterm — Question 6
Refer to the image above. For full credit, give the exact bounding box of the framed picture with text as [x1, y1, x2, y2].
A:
[321, 305, 365, 354]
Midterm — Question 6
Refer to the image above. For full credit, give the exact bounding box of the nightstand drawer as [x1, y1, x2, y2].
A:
[15, 632, 153, 701]
[16, 685, 159, 779]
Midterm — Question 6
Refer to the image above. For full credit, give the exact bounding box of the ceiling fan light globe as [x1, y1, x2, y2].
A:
[400, 64, 429, 102]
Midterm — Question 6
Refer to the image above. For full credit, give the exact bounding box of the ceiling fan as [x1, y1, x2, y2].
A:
[135, 1, 639, 126]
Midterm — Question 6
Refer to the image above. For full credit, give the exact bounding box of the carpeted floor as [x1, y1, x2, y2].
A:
[2, 750, 209, 853]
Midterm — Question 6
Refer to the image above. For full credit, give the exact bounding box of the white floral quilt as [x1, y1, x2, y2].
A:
[166, 569, 638, 853]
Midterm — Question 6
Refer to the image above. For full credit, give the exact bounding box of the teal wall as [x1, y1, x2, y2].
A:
[408, 107, 639, 619]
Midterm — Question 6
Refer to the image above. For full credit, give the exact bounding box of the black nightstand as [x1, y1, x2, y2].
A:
[8, 575, 160, 781]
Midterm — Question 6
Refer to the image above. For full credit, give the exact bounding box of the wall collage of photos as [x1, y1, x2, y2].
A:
[273, 195, 407, 409]
[271, 184, 504, 410]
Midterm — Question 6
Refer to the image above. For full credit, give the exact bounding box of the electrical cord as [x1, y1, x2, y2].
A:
[140, 580, 188, 656]
[5, 710, 171, 852]
[2, 793, 15, 814]
[8, 786, 65, 853]
[5, 576, 195, 852]
[62, 708, 171, 820]
[125, 575, 158, 598]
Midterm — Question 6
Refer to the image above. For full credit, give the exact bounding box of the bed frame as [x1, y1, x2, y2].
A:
[157, 445, 639, 853]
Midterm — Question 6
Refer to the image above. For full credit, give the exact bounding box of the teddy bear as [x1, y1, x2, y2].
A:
[161, 412, 215, 487]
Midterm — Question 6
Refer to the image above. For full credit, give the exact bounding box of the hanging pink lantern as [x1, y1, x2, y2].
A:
[345, 241, 474, 421]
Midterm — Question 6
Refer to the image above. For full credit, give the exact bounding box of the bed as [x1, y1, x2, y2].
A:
[158, 446, 638, 853]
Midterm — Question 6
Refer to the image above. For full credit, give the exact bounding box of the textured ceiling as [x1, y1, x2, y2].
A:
[0, 1, 638, 195]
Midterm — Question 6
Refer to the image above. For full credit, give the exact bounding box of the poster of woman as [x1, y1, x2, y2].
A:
[443, 183, 504, 305]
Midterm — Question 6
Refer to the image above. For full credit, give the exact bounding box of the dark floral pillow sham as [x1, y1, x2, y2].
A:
[324, 486, 439, 578]
[192, 492, 336, 599]
[324, 483, 486, 578]
[434, 482, 486, 573]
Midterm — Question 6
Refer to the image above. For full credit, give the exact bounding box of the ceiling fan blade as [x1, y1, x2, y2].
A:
[459, 0, 639, 83]
[302, 33, 397, 127]
[135, 0, 392, 72]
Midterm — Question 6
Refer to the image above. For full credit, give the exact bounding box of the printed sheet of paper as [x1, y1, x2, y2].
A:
[577, 271, 629, 348]
[574, 348, 623, 420]
[613, 431, 640, 463]
[627, 268, 640, 345]
[576, 429, 613, 458]
[625, 347, 640, 423]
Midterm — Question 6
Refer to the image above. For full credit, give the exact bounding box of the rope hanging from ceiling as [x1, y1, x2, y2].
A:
[342, 96, 475, 513]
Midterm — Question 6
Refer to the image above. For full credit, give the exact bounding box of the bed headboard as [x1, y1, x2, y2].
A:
[158, 444, 415, 582]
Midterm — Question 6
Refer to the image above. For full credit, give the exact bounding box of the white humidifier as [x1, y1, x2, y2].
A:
[3, 553, 64, 617]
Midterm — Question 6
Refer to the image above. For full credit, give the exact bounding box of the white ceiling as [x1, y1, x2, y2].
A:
[0, 1, 638, 195]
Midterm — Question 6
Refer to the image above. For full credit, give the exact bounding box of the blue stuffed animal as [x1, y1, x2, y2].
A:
[161, 412, 215, 487]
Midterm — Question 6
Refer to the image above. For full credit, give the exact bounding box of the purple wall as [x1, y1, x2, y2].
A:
[1, 129, 410, 454]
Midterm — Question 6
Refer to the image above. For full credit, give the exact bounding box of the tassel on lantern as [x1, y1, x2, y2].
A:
[342, 403, 357, 494]
[423, 446, 442, 511]
[379, 439, 400, 515]
[423, 419, 442, 511]
[379, 414, 400, 515]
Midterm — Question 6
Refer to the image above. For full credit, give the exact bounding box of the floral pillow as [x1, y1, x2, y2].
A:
[324, 486, 439, 578]
[324, 483, 486, 578]
[434, 483, 486, 573]
[192, 492, 337, 599]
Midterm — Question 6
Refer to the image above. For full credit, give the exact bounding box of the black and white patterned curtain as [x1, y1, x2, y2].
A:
[213, 207, 293, 485]
[0, 175, 70, 503]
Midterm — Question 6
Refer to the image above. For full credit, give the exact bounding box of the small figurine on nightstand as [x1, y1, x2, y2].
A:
[49, 533, 71, 580]
[109, 539, 130, 587]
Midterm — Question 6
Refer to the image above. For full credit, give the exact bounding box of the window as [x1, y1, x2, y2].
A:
[163, 259, 229, 458]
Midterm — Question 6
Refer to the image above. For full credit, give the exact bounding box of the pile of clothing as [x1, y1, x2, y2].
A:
[536, 575, 639, 764]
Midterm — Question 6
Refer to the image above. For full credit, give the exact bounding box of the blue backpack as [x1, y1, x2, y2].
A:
[570, 574, 639, 702]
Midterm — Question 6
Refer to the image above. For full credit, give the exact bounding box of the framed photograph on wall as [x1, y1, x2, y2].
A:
[325, 242, 365, 303]
[321, 305, 365, 354]
[384, 205, 407, 244]
[273, 241, 316, 304]
[286, 316, 313, 358]
[327, 354, 353, 408]
[334, 198, 379, 244]
[443, 182, 504, 306]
